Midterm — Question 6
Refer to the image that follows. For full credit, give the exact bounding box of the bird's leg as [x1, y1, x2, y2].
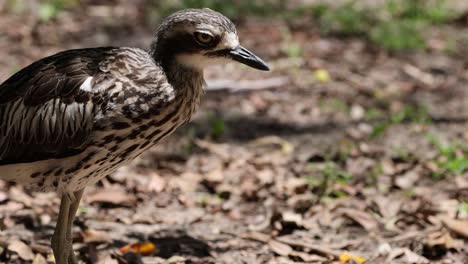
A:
[52, 192, 72, 264]
[66, 189, 85, 264]
[51, 189, 84, 264]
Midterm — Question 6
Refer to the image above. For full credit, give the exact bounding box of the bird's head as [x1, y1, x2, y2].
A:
[151, 8, 269, 72]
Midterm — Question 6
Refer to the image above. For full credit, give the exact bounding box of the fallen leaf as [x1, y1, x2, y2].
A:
[8, 240, 34, 261]
[0, 191, 8, 203]
[82, 229, 112, 243]
[250, 136, 294, 154]
[373, 195, 402, 220]
[268, 240, 293, 256]
[119, 242, 156, 256]
[86, 188, 136, 206]
[441, 217, 468, 238]
[290, 251, 327, 262]
[97, 254, 118, 264]
[166, 256, 187, 263]
[403, 248, 429, 264]
[427, 231, 456, 248]
[9, 187, 33, 207]
[339, 252, 366, 263]
[276, 236, 341, 258]
[281, 211, 303, 226]
[377, 243, 392, 256]
[242, 231, 270, 243]
[0, 201, 24, 213]
[32, 254, 47, 264]
[204, 168, 224, 185]
[341, 208, 378, 231]
[395, 168, 421, 189]
[147, 172, 166, 193]
[314, 68, 331, 82]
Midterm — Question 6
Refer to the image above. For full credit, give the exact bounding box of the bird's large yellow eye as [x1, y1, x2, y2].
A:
[194, 32, 214, 45]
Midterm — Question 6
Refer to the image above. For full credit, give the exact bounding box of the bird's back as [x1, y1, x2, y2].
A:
[0, 46, 203, 192]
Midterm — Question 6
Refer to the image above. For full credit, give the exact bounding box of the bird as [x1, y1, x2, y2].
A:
[0, 8, 269, 264]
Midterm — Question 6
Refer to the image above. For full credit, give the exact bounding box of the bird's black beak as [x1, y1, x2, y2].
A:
[226, 46, 270, 71]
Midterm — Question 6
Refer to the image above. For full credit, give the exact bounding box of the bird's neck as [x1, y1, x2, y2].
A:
[150, 41, 204, 87]
[151, 44, 205, 120]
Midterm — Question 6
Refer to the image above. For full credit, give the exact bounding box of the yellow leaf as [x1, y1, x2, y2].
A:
[339, 252, 366, 263]
[339, 252, 352, 263]
[353, 255, 366, 263]
[119, 242, 156, 256]
[313, 69, 331, 83]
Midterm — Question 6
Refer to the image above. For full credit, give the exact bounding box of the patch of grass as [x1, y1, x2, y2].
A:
[318, 1, 371, 36]
[319, 98, 349, 113]
[370, 122, 391, 139]
[336, 140, 356, 163]
[365, 108, 385, 120]
[458, 202, 468, 215]
[280, 27, 303, 58]
[370, 104, 430, 138]
[369, 162, 383, 187]
[391, 105, 430, 124]
[209, 115, 226, 140]
[391, 147, 416, 163]
[427, 134, 468, 179]
[385, 0, 455, 24]
[307, 162, 353, 199]
[370, 20, 426, 51]
[312, 0, 460, 52]
[402, 189, 417, 198]
[6, 0, 26, 13]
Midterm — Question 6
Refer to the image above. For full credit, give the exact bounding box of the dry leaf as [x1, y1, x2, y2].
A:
[403, 248, 429, 264]
[395, 168, 421, 189]
[251, 136, 294, 154]
[425, 230, 463, 252]
[268, 240, 293, 256]
[97, 255, 118, 264]
[441, 217, 468, 238]
[147, 173, 166, 193]
[314, 68, 331, 82]
[32, 254, 47, 264]
[242, 231, 270, 243]
[0, 191, 8, 203]
[373, 195, 402, 220]
[82, 229, 112, 243]
[86, 188, 136, 206]
[9, 187, 33, 207]
[341, 209, 378, 231]
[339, 252, 366, 263]
[290, 251, 327, 262]
[8, 240, 35, 261]
[119, 242, 156, 256]
[284, 177, 308, 195]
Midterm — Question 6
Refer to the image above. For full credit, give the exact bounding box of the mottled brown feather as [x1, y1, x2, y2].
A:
[0, 47, 117, 164]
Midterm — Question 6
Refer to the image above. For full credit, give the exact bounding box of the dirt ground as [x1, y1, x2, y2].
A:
[0, 1, 467, 264]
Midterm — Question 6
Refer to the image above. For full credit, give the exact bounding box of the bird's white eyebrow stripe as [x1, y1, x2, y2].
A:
[79, 77, 93, 92]
[221, 32, 239, 49]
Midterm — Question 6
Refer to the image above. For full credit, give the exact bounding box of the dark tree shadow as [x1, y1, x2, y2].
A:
[149, 235, 211, 258]
[180, 113, 468, 143]
[120, 229, 211, 259]
[181, 115, 349, 142]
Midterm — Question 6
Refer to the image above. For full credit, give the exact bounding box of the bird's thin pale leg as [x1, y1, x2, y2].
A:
[52, 193, 72, 264]
[66, 189, 85, 264]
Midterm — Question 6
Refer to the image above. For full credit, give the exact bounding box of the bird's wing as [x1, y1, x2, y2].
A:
[0, 47, 116, 165]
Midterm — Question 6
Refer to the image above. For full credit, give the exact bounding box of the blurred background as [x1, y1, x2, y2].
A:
[0, 0, 467, 263]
